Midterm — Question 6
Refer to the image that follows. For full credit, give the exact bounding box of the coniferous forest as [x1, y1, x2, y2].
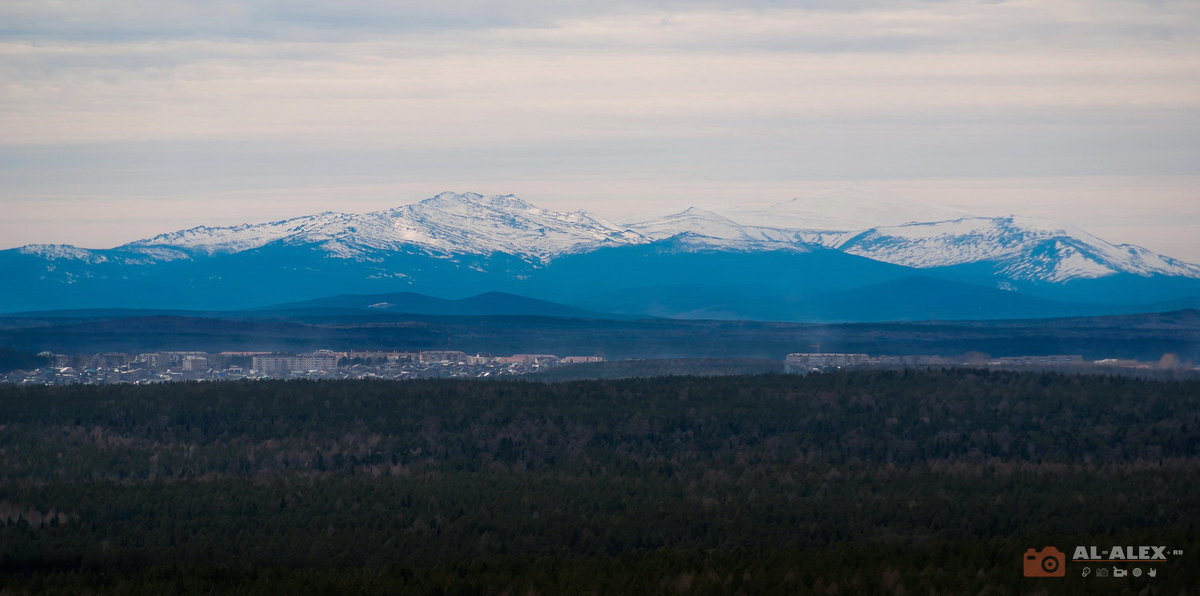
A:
[0, 370, 1197, 594]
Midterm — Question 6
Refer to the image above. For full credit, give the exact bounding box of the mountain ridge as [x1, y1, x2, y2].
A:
[260, 291, 620, 319]
[15, 189, 1198, 284]
[4, 188, 1199, 319]
[122, 191, 647, 262]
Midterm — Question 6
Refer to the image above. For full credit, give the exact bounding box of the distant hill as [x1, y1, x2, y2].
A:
[0, 292, 626, 324]
[1, 309, 1196, 362]
[261, 291, 618, 319]
[566, 276, 1089, 322]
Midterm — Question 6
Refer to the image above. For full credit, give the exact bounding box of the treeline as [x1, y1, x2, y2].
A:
[0, 347, 47, 373]
[0, 370, 1198, 593]
[531, 358, 785, 380]
[3, 309, 1198, 360]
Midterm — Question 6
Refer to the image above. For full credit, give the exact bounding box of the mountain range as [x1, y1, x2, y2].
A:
[3, 188, 1198, 321]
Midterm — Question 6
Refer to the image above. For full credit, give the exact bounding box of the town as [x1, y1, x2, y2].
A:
[3, 349, 604, 385]
[1, 348, 1194, 385]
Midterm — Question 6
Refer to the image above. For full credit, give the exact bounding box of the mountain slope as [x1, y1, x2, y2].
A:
[830, 216, 1200, 283]
[263, 291, 613, 319]
[625, 207, 818, 246]
[126, 192, 646, 262]
[564, 276, 1094, 322]
[0, 241, 541, 312]
[521, 238, 921, 301]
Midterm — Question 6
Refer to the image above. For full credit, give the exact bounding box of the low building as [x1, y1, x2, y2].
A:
[993, 355, 1084, 366]
[497, 354, 559, 364]
[1094, 358, 1152, 369]
[346, 351, 417, 363]
[561, 356, 605, 364]
[38, 351, 71, 367]
[418, 350, 468, 364]
[785, 353, 871, 371]
[90, 352, 131, 368]
[253, 353, 338, 377]
[135, 351, 208, 370]
[182, 355, 210, 372]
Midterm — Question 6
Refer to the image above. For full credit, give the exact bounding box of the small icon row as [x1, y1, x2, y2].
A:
[1081, 567, 1155, 578]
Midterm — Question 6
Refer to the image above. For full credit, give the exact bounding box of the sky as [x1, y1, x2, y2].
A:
[2, 0, 1199, 261]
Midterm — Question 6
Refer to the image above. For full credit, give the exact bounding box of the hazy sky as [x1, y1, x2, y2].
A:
[2, 0, 1199, 260]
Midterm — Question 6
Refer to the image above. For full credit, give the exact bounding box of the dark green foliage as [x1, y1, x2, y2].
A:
[0, 370, 1197, 593]
[0, 347, 48, 373]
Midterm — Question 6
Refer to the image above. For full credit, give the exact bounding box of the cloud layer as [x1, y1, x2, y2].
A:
[2, 0, 1198, 258]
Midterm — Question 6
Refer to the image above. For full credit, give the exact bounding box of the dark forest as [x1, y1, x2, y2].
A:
[0, 370, 1197, 593]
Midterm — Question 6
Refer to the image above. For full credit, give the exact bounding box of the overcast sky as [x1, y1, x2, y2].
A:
[2, 0, 1198, 260]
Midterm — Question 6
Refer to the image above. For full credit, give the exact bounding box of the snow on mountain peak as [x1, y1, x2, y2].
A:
[20, 188, 1199, 286]
[484, 194, 537, 210]
[409, 192, 534, 213]
[830, 215, 1200, 282]
[129, 211, 355, 256]
[625, 206, 835, 251]
[123, 192, 648, 263]
[18, 244, 109, 263]
[376, 192, 648, 261]
[628, 207, 744, 240]
[626, 192, 1200, 282]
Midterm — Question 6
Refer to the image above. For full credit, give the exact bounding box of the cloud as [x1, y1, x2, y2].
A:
[4, 0, 1198, 46]
[0, 1, 924, 42]
[0, 0, 1197, 258]
[2, 0, 1196, 155]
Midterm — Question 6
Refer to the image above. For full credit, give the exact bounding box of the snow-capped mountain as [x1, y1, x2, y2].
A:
[127, 192, 646, 262]
[626, 207, 761, 242]
[827, 216, 1200, 283]
[17, 243, 193, 266]
[624, 189, 1200, 284]
[3, 188, 1199, 317]
[128, 211, 356, 257]
[374, 192, 645, 261]
[27, 188, 1196, 285]
[624, 207, 828, 251]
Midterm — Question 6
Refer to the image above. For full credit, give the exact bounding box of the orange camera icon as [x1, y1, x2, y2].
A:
[1023, 546, 1066, 577]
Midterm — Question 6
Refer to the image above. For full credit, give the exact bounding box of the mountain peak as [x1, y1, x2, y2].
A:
[378, 192, 646, 260]
[412, 192, 539, 213]
[484, 194, 536, 210]
[97, 192, 650, 262]
[830, 215, 1200, 282]
[18, 244, 97, 261]
[627, 206, 753, 241]
[417, 191, 484, 208]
